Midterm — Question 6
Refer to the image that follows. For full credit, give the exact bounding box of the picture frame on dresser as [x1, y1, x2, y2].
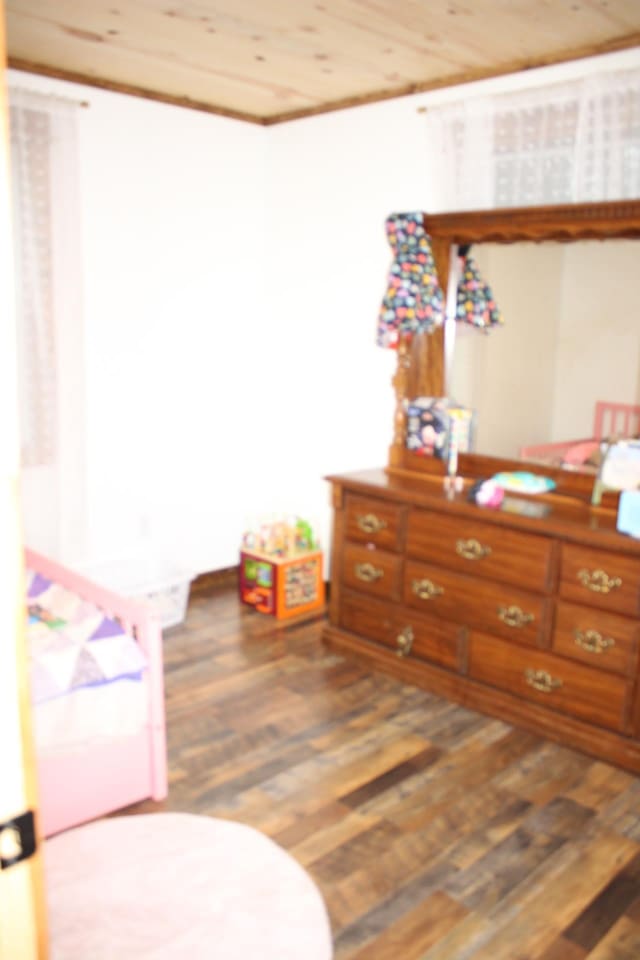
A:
[323, 199, 640, 774]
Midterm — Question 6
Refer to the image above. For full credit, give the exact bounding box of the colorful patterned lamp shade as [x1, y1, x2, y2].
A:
[376, 212, 445, 349]
[455, 252, 503, 330]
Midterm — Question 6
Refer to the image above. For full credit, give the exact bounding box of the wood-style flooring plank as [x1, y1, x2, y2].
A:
[115, 585, 640, 959]
[536, 937, 587, 960]
[584, 915, 640, 960]
[563, 850, 640, 953]
[458, 830, 640, 960]
[348, 889, 469, 960]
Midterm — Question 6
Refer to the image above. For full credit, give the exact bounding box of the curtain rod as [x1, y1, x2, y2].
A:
[7, 84, 90, 109]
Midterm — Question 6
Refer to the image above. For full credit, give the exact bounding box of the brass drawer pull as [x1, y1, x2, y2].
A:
[396, 626, 414, 658]
[355, 562, 383, 583]
[577, 568, 622, 594]
[574, 629, 615, 654]
[412, 578, 444, 601]
[357, 513, 388, 535]
[456, 538, 491, 561]
[498, 605, 534, 628]
[525, 668, 563, 693]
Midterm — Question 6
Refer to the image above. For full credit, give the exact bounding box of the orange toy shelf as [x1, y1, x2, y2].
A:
[240, 549, 325, 620]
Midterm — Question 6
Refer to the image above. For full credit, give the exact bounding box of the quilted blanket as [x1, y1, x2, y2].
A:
[26, 569, 147, 705]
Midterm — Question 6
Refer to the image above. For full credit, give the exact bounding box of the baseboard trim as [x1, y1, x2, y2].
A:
[190, 567, 331, 605]
[190, 566, 239, 597]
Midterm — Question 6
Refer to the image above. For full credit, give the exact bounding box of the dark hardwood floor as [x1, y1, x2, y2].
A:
[124, 579, 640, 959]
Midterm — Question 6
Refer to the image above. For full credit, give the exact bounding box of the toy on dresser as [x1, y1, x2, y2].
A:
[406, 398, 474, 459]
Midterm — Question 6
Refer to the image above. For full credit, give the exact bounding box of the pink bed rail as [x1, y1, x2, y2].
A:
[25, 547, 168, 837]
[519, 436, 596, 464]
[520, 401, 640, 465]
[594, 401, 640, 440]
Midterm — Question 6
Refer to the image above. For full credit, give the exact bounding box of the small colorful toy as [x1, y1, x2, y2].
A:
[492, 471, 556, 495]
[241, 516, 319, 558]
[240, 517, 324, 620]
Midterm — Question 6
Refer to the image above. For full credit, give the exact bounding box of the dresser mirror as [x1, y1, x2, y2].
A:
[449, 236, 638, 463]
[388, 200, 640, 501]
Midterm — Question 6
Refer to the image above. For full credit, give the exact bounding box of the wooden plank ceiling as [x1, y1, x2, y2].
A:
[5, 1, 640, 125]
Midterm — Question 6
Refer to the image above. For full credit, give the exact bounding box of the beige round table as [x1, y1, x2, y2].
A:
[45, 813, 333, 959]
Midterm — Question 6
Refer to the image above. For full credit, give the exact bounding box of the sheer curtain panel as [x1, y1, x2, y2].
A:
[9, 86, 85, 560]
[423, 66, 640, 211]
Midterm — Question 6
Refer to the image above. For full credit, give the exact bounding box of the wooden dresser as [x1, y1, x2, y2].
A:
[323, 468, 640, 772]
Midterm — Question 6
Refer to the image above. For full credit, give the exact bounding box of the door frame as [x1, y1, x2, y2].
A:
[0, 2, 48, 955]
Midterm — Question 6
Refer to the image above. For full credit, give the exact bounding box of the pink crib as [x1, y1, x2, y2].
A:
[519, 401, 640, 469]
[26, 547, 168, 837]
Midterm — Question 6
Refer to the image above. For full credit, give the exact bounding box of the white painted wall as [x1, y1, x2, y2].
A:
[78, 91, 270, 576]
[9, 71, 272, 578]
[9, 47, 639, 581]
[261, 94, 434, 555]
[553, 240, 640, 440]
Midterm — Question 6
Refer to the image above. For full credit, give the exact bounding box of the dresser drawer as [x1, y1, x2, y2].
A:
[407, 508, 554, 592]
[339, 590, 461, 670]
[469, 632, 630, 733]
[342, 542, 401, 600]
[552, 601, 639, 676]
[339, 590, 395, 646]
[344, 494, 403, 551]
[560, 545, 640, 616]
[404, 559, 551, 648]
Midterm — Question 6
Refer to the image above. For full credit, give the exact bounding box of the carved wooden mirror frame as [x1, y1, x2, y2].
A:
[387, 198, 640, 505]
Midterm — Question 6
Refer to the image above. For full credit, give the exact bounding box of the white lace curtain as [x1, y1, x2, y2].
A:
[9, 87, 81, 467]
[423, 66, 640, 211]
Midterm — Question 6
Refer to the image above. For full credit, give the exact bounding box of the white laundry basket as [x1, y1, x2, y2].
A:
[79, 557, 194, 630]
[125, 569, 193, 629]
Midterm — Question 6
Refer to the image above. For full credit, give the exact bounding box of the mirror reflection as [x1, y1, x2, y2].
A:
[448, 238, 640, 468]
